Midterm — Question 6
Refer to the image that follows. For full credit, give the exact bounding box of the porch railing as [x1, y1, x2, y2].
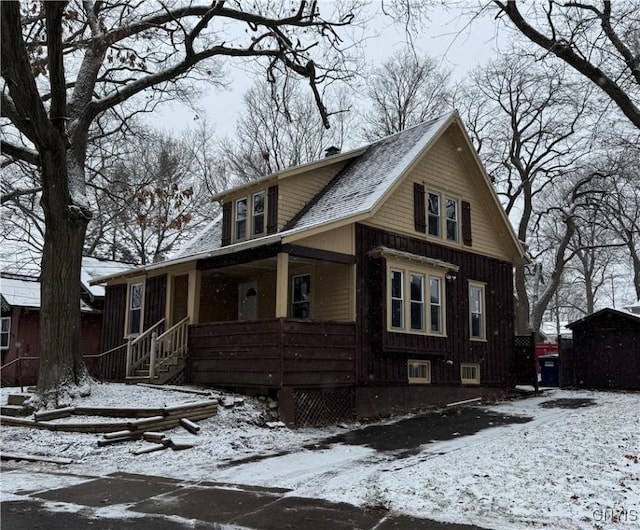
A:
[126, 319, 165, 377]
[149, 316, 189, 379]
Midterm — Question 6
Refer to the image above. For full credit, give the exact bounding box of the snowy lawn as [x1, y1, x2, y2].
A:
[1, 383, 639, 530]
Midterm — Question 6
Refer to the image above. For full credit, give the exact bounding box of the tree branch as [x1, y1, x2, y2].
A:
[494, 0, 640, 129]
[1, 186, 43, 205]
[0, 140, 40, 166]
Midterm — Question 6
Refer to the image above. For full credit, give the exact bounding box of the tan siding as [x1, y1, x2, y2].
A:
[278, 163, 347, 229]
[369, 130, 512, 261]
[291, 224, 355, 255]
[287, 262, 353, 322]
[314, 263, 354, 322]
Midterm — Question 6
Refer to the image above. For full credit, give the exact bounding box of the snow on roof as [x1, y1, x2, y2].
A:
[81, 256, 135, 298]
[170, 112, 454, 263]
[0, 275, 97, 312]
[0, 276, 40, 308]
[289, 112, 454, 232]
[173, 215, 223, 260]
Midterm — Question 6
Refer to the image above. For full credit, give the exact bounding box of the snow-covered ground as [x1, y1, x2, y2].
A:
[1, 383, 639, 529]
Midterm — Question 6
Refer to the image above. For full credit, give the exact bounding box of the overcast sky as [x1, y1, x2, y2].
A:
[149, 5, 504, 139]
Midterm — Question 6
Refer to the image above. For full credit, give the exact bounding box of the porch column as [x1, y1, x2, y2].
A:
[275, 252, 289, 318]
[187, 269, 201, 324]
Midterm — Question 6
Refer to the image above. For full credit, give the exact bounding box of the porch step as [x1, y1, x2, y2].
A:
[1, 404, 31, 417]
[7, 393, 32, 406]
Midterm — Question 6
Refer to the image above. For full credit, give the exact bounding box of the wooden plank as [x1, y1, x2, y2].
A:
[179, 418, 200, 434]
[132, 442, 170, 456]
[74, 407, 164, 418]
[34, 407, 75, 421]
[104, 430, 133, 439]
[1, 452, 73, 465]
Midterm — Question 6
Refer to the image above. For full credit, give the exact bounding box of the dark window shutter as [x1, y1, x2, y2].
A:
[267, 185, 278, 234]
[462, 200, 472, 246]
[221, 201, 232, 246]
[414, 183, 426, 233]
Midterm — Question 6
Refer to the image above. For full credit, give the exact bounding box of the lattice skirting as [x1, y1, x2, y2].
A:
[293, 387, 354, 426]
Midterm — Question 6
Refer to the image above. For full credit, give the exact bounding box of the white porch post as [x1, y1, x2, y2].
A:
[275, 252, 289, 318]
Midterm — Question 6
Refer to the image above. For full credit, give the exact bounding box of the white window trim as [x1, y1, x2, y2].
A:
[234, 197, 248, 241]
[1, 316, 10, 351]
[469, 281, 487, 341]
[445, 196, 459, 242]
[429, 275, 444, 334]
[409, 272, 425, 332]
[125, 279, 145, 338]
[427, 191, 441, 238]
[290, 273, 312, 319]
[386, 261, 447, 337]
[425, 188, 463, 246]
[252, 191, 266, 236]
[390, 268, 405, 330]
[408, 359, 431, 384]
[461, 363, 481, 385]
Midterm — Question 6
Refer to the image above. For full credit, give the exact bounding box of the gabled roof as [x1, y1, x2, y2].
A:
[567, 307, 640, 329]
[94, 110, 525, 284]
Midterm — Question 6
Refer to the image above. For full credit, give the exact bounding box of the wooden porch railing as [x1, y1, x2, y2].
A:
[126, 319, 165, 377]
[149, 316, 189, 379]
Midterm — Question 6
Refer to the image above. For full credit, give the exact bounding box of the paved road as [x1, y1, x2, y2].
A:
[2, 468, 488, 529]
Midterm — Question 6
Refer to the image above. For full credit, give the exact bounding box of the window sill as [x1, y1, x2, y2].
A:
[388, 328, 448, 338]
[469, 337, 488, 343]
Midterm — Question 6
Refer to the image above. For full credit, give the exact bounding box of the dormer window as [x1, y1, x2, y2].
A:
[235, 198, 247, 241]
[252, 191, 265, 236]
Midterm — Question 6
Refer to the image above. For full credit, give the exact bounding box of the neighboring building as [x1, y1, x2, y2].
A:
[0, 257, 133, 385]
[93, 111, 526, 423]
[562, 308, 640, 391]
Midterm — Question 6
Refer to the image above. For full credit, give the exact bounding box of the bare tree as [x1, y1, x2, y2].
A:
[1, 1, 360, 406]
[86, 133, 213, 265]
[492, 0, 640, 130]
[457, 54, 594, 334]
[214, 78, 353, 185]
[361, 48, 452, 141]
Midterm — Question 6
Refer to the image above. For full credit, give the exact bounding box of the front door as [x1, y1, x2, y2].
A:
[238, 281, 258, 321]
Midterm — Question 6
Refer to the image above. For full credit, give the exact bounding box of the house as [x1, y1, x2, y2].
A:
[561, 308, 640, 390]
[0, 256, 133, 385]
[92, 111, 526, 424]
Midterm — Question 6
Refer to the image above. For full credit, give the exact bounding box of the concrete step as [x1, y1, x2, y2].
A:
[1, 404, 31, 417]
[7, 393, 32, 406]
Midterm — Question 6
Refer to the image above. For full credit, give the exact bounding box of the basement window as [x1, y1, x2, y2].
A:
[461, 363, 480, 385]
[408, 360, 431, 384]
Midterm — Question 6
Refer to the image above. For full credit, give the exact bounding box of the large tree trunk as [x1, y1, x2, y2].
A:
[37, 147, 91, 407]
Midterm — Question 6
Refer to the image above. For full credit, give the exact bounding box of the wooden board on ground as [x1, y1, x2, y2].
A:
[0, 452, 73, 465]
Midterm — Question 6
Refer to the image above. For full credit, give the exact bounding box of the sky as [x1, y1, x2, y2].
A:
[149, 4, 504, 138]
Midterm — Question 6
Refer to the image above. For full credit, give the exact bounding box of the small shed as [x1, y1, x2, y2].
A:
[564, 308, 640, 391]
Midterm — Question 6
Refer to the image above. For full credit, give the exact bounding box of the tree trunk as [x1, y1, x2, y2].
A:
[37, 147, 91, 407]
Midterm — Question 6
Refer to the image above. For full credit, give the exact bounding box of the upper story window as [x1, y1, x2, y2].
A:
[415, 185, 469, 246]
[445, 197, 458, 242]
[1, 316, 10, 350]
[469, 282, 486, 340]
[127, 281, 144, 335]
[235, 198, 247, 241]
[252, 191, 265, 236]
[388, 265, 446, 336]
[291, 274, 311, 319]
[427, 192, 441, 237]
[429, 277, 443, 334]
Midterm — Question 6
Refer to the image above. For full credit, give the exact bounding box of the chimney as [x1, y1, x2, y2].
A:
[324, 146, 340, 158]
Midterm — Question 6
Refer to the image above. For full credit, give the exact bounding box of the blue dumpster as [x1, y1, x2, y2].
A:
[538, 354, 560, 387]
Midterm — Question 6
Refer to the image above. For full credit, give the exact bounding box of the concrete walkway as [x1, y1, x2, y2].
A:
[2, 468, 489, 529]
